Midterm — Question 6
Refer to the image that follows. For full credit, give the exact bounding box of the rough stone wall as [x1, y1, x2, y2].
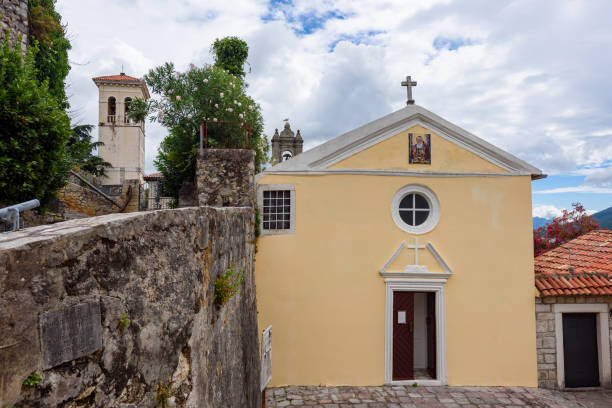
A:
[0, 207, 260, 407]
[57, 179, 141, 217]
[535, 295, 612, 389]
[196, 149, 255, 207]
[57, 182, 117, 217]
[0, 0, 28, 54]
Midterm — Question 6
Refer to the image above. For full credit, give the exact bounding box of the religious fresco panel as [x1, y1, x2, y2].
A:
[409, 133, 431, 164]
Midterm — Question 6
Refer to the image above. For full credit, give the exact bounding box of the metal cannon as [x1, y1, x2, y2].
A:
[0, 199, 40, 232]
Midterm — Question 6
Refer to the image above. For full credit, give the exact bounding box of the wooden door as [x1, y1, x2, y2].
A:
[393, 291, 414, 380]
[426, 292, 436, 379]
[563, 313, 600, 388]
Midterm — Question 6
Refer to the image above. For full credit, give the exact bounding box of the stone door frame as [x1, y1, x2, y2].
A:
[553, 303, 611, 389]
[384, 278, 446, 386]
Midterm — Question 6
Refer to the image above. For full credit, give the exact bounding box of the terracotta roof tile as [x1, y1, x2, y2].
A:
[535, 230, 612, 297]
[144, 172, 163, 181]
[92, 73, 142, 82]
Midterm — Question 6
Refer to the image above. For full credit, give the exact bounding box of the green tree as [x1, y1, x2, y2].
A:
[128, 40, 269, 199]
[211, 36, 249, 78]
[0, 36, 72, 207]
[28, 0, 71, 109]
[66, 124, 111, 176]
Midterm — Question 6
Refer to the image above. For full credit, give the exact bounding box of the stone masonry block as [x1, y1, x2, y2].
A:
[535, 304, 551, 312]
[542, 337, 555, 349]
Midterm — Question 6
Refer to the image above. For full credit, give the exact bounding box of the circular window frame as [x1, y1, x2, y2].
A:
[391, 184, 440, 234]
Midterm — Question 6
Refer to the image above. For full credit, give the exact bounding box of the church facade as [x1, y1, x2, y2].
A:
[255, 104, 543, 387]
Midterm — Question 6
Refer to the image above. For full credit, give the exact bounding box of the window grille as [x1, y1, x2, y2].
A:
[262, 190, 291, 230]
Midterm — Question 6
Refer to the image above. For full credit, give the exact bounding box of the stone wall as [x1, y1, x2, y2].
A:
[0, 0, 28, 54]
[56, 178, 141, 218]
[57, 182, 118, 217]
[0, 207, 260, 407]
[535, 295, 612, 389]
[196, 149, 255, 207]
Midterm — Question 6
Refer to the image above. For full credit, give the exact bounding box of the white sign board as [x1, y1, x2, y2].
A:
[261, 325, 272, 391]
[398, 311, 406, 324]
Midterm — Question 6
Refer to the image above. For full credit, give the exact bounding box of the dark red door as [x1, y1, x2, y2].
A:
[393, 291, 414, 380]
[426, 292, 437, 379]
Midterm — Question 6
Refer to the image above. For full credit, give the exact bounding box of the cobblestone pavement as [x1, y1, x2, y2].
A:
[265, 386, 612, 408]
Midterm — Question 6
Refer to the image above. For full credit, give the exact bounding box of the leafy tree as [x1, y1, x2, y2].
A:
[28, 0, 71, 109]
[66, 124, 111, 176]
[0, 36, 72, 207]
[534, 203, 600, 257]
[128, 38, 269, 199]
[211, 37, 249, 78]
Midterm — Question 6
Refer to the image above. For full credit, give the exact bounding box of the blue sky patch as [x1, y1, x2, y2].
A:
[532, 174, 612, 214]
[262, 0, 349, 35]
[328, 30, 385, 52]
[432, 36, 473, 51]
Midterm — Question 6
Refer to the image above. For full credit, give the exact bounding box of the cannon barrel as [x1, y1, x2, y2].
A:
[0, 199, 40, 231]
[0, 199, 40, 218]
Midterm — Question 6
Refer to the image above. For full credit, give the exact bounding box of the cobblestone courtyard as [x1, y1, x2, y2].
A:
[265, 386, 612, 407]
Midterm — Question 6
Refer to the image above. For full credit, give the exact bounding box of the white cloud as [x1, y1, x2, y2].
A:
[534, 186, 612, 194]
[584, 167, 612, 187]
[56, 0, 612, 177]
[532, 204, 596, 218]
[532, 205, 563, 219]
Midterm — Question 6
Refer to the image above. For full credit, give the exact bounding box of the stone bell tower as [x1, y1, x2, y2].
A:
[271, 121, 303, 165]
[92, 72, 150, 185]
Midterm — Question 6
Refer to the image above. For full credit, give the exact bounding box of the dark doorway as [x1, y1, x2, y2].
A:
[563, 313, 600, 388]
[392, 291, 437, 381]
[426, 292, 437, 379]
[393, 291, 414, 380]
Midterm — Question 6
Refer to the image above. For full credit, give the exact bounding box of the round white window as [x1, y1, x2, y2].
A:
[391, 185, 440, 234]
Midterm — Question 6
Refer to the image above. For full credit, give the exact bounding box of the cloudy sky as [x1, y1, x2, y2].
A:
[57, 0, 612, 218]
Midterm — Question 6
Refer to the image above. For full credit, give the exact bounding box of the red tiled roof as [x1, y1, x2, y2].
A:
[535, 230, 612, 296]
[92, 73, 142, 82]
[144, 172, 163, 181]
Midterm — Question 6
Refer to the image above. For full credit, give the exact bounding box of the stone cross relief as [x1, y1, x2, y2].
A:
[406, 237, 426, 269]
[379, 237, 453, 276]
[401, 75, 417, 105]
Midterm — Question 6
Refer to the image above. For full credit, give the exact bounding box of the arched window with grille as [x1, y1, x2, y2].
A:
[124, 97, 132, 123]
[107, 96, 116, 123]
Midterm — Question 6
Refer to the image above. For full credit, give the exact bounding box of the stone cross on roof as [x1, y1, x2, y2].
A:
[401, 75, 417, 105]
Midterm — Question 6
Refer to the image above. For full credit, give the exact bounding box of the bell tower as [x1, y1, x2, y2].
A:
[271, 121, 303, 165]
[92, 72, 150, 185]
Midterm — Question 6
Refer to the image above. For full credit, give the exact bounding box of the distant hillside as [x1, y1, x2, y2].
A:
[532, 206, 611, 230]
[533, 217, 550, 229]
[593, 207, 612, 229]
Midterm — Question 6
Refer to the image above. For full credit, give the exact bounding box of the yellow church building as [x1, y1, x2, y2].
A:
[255, 100, 544, 387]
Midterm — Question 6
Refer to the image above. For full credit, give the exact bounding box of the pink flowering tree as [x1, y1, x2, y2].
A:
[127, 38, 268, 198]
[533, 203, 600, 257]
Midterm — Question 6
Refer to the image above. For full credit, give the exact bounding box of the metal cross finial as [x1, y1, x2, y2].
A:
[401, 75, 417, 105]
[407, 237, 426, 265]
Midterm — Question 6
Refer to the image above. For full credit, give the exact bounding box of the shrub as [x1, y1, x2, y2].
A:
[213, 264, 244, 307]
[0, 35, 71, 208]
[23, 371, 43, 388]
[534, 203, 600, 256]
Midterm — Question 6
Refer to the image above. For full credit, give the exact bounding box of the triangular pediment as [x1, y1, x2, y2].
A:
[380, 239, 453, 278]
[262, 105, 543, 178]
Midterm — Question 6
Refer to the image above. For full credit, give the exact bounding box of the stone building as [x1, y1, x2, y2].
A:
[534, 229, 612, 389]
[92, 73, 150, 185]
[0, 0, 28, 55]
[271, 121, 303, 164]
